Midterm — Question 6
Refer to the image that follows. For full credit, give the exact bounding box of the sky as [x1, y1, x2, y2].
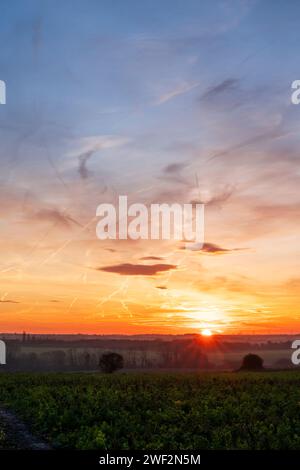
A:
[0, 0, 300, 334]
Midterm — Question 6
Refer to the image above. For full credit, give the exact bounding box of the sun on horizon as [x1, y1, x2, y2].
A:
[201, 329, 213, 337]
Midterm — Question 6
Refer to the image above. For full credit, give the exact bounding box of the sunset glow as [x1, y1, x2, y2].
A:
[0, 1, 299, 336]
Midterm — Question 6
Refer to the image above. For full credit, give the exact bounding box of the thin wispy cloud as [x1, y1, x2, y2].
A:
[28, 208, 83, 229]
[207, 127, 287, 162]
[201, 78, 240, 101]
[154, 81, 199, 105]
[184, 242, 245, 254]
[190, 186, 234, 208]
[67, 135, 130, 179]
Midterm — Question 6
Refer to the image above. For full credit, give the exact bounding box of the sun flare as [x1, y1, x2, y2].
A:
[201, 329, 213, 337]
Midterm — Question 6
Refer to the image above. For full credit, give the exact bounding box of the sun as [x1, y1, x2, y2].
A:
[201, 329, 213, 337]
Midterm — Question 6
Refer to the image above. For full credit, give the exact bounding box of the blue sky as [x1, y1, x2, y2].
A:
[0, 1, 298, 158]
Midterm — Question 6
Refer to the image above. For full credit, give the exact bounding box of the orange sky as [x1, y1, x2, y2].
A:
[1, 206, 299, 334]
[1, 1, 300, 335]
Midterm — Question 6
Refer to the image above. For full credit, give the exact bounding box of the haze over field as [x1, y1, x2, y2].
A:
[0, 333, 296, 372]
[0, 0, 300, 334]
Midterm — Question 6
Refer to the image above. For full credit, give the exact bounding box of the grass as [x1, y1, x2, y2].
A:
[0, 371, 300, 449]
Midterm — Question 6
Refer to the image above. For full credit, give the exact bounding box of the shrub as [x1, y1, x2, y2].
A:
[239, 354, 264, 371]
[99, 352, 124, 374]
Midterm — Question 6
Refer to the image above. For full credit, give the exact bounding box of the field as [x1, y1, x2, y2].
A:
[0, 371, 300, 449]
[18, 346, 293, 367]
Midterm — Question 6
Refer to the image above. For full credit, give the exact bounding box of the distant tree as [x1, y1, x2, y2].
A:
[99, 352, 124, 374]
[239, 353, 264, 371]
[168, 339, 210, 369]
[68, 349, 77, 369]
[52, 350, 66, 369]
[28, 352, 39, 370]
[84, 352, 91, 369]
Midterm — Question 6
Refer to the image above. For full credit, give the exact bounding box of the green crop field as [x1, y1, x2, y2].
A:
[0, 371, 300, 450]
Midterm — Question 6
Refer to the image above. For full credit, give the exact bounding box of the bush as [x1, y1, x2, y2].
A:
[99, 352, 124, 374]
[239, 354, 264, 371]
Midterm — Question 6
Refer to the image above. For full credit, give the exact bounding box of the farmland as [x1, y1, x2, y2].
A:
[0, 371, 300, 449]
